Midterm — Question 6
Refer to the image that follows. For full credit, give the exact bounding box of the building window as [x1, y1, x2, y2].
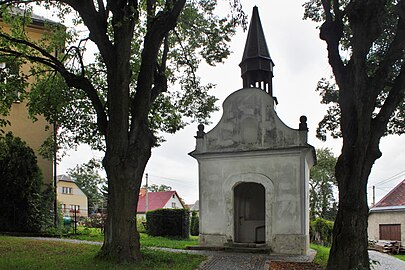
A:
[62, 187, 73, 194]
[172, 202, 176, 208]
[69, 205, 80, 213]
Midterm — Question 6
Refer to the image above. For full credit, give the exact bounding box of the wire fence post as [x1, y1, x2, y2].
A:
[74, 205, 77, 235]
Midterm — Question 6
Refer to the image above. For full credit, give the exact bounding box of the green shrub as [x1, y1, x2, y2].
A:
[190, 211, 199, 236]
[146, 208, 190, 238]
[137, 216, 147, 233]
[83, 213, 105, 233]
[310, 218, 334, 246]
[0, 133, 53, 233]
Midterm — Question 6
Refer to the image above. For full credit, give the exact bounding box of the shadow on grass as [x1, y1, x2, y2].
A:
[0, 236, 205, 270]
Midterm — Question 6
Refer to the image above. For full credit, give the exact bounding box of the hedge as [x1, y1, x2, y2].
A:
[190, 211, 199, 236]
[0, 133, 53, 233]
[146, 208, 189, 238]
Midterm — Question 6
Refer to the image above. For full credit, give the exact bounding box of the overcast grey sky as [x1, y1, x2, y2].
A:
[58, 0, 405, 205]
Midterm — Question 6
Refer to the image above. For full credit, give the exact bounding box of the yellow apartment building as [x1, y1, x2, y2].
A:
[0, 11, 59, 184]
[57, 175, 88, 218]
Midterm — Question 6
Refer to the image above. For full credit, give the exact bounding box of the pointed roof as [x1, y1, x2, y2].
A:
[239, 6, 275, 96]
[137, 191, 184, 213]
[241, 6, 272, 63]
[374, 180, 405, 208]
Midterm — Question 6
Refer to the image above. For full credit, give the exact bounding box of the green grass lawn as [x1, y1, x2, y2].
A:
[310, 244, 330, 267]
[140, 234, 198, 249]
[393, 254, 405, 261]
[67, 227, 199, 249]
[0, 236, 205, 270]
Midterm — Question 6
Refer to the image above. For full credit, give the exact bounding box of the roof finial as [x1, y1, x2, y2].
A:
[239, 6, 275, 98]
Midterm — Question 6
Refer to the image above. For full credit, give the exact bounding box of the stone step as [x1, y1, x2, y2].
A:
[224, 242, 267, 248]
[186, 243, 271, 254]
[223, 245, 271, 254]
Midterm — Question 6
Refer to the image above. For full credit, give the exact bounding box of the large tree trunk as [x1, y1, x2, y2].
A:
[326, 151, 372, 269]
[315, 1, 404, 269]
[326, 68, 382, 269]
[98, 127, 153, 262]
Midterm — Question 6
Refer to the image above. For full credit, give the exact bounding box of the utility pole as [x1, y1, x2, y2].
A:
[372, 185, 375, 207]
[53, 117, 58, 227]
[145, 173, 149, 212]
[52, 50, 59, 227]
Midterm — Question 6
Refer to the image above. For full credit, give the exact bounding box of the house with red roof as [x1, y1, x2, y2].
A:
[136, 188, 185, 219]
[368, 180, 405, 243]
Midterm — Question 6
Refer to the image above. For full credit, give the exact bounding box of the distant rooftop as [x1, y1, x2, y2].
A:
[370, 179, 405, 211]
[2, 6, 59, 26]
[57, 174, 74, 182]
[137, 191, 184, 213]
[369, 205, 405, 213]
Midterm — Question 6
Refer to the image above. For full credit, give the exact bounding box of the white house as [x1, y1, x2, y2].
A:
[136, 188, 185, 219]
[368, 180, 405, 243]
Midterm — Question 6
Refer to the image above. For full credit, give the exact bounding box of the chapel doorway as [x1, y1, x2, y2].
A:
[234, 182, 265, 243]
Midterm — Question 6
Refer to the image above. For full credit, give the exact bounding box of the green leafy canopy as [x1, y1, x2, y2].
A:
[0, 0, 246, 150]
[303, 0, 405, 141]
[310, 148, 337, 221]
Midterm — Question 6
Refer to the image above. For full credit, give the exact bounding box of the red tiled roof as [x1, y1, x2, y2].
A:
[375, 180, 405, 207]
[137, 191, 183, 213]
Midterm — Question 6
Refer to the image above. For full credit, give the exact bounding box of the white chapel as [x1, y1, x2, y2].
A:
[190, 6, 316, 255]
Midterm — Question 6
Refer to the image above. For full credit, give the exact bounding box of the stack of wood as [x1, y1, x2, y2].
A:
[369, 240, 401, 254]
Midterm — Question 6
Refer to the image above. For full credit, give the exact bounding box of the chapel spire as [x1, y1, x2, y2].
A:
[239, 6, 275, 97]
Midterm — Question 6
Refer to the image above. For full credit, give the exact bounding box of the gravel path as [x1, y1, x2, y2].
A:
[369, 250, 405, 270]
[154, 247, 316, 270]
[21, 237, 103, 246]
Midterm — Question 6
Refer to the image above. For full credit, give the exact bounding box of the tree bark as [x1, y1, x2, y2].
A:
[325, 62, 380, 270]
[98, 128, 153, 262]
[326, 151, 372, 269]
[318, 2, 405, 269]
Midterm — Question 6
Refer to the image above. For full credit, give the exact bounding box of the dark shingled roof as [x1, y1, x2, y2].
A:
[374, 180, 405, 207]
[239, 6, 275, 95]
[240, 6, 272, 64]
[56, 174, 75, 182]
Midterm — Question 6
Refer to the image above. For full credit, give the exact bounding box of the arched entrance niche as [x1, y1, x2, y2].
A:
[234, 182, 265, 243]
[223, 173, 274, 245]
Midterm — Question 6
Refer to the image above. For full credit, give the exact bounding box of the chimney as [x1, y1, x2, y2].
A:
[139, 187, 147, 197]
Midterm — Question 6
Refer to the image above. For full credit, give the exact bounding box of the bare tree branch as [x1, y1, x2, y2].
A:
[371, 3, 405, 99]
[0, 32, 63, 68]
[151, 33, 169, 102]
[130, 0, 186, 140]
[372, 63, 405, 140]
[0, 32, 108, 135]
[147, 0, 157, 30]
[173, 29, 197, 78]
[320, 0, 346, 87]
[96, 0, 107, 19]
[322, 0, 334, 22]
[61, 0, 114, 68]
[0, 0, 37, 5]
